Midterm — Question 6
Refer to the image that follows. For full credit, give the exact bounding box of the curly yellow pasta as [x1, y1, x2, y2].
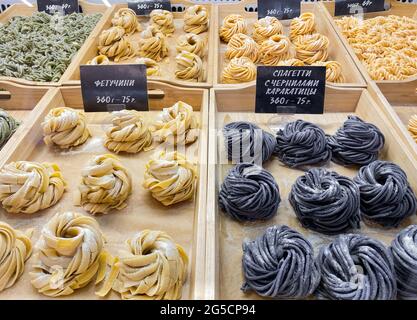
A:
[153, 101, 199, 146]
[0, 222, 32, 292]
[336, 15, 417, 80]
[225, 33, 259, 63]
[30, 212, 106, 297]
[277, 58, 305, 66]
[293, 33, 329, 64]
[87, 55, 110, 65]
[219, 14, 247, 43]
[408, 114, 417, 142]
[150, 9, 175, 36]
[75, 154, 132, 214]
[0, 161, 66, 214]
[42, 107, 90, 149]
[184, 5, 209, 34]
[176, 33, 206, 58]
[175, 51, 203, 81]
[143, 151, 197, 206]
[260, 34, 294, 66]
[290, 12, 316, 40]
[312, 61, 344, 83]
[139, 26, 168, 62]
[105, 110, 153, 154]
[136, 57, 161, 76]
[111, 8, 141, 35]
[221, 57, 256, 84]
[253, 16, 283, 44]
[96, 229, 188, 300]
[98, 26, 136, 62]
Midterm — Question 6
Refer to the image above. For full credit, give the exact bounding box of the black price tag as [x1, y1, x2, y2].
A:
[80, 64, 149, 113]
[37, 0, 79, 15]
[257, 0, 300, 20]
[255, 66, 326, 114]
[335, 0, 386, 16]
[128, 0, 172, 16]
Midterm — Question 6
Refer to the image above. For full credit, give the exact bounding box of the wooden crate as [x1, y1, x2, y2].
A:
[0, 1, 111, 87]
[206, 84, 417, 299]
[0, 81, 50, 160]
[0, 81, 208, 300]
[320, 0, 417, 105]
[213, 0, 366, 89]
[63, 1, 215, 88]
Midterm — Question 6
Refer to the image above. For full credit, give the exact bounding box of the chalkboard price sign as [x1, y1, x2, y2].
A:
[255, 66, 326, 114]
[37, 0, 79, 15]
[335, 0, 386, 16]
[80, 64, 149, 113]
[257, 0, 300, 20]
[128, 0, 172, 16]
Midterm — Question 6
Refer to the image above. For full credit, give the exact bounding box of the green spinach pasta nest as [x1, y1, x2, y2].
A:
[0, 12, 102, 82]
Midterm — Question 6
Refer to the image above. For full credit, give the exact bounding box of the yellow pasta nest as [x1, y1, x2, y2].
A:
[96, 230, 188, 300]
[221, 57, 256, 84]
[42, 107, 91, 149]
[312, 61, 344, 83]
[277, 58, 305, 66]
[225, 33, 259, 63]
[219, 14, 247, 43]
[87, 54, 110, 65]
[175, 51, 203, 81]
[136, 57, 161, 76]
[75, 154, 132, 214]
[143, 151, 197, 206]
[30, 212, 106, 297]
[290, 12, 316, 40]
[293, 33, 329, 64]
[253, 16, 283, 44]
[336, 15, 417, 80]
[152, 101, 199, 146]
[150, 9, 175, 36]
[0, 161, 66, 214]
[408, 114, 417, 142]
[111, 8, 141, 35]
[105, 109, 153, 154]
[176, 33, 206, 58]
[259, 34, 294, 66]
[0, 222, 32, 292]
[184, 4, 209, 34]
[139, 26, 168, 62]
[98, 26, 136, 62]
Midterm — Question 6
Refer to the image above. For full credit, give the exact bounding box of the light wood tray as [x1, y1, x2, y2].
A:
[63, 1, 215, 88]
[213, 0, 366, 89]
[0, 81, 208, 300]
[321, 0, 417, 105]
[206, 84, 417, 299]
[0, 1, 111, 87]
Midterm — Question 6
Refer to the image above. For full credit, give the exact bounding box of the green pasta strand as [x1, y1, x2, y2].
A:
[0, 12, 102, 82]
[0, 109, 20, 149]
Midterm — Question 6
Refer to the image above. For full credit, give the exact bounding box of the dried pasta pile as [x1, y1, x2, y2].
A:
[0, 12, 101, 82]
[336, 15, 417, 81]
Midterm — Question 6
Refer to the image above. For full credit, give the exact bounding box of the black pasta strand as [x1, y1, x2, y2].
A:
[353, 160, 417, 227]
[390, 225, 417, 299]
[316, 233, 397, 300]
[328, 115, 385, 166]
[274, 120, 331, 168]
[219, 163, 280, 221]
[289, 168, 361, 235]
[223, 121, 276, 164]
[242, 225, 320, 299]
